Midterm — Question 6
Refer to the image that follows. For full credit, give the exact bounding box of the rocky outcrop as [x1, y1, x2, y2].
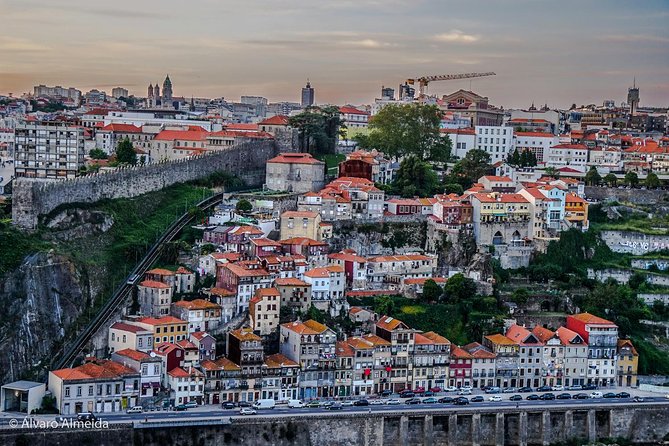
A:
[0, 252, 90, 384]
[44, 208, 114, 241]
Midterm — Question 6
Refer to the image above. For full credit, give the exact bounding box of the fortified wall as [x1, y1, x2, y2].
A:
[584, 185, 669, 205]
[12, 140, 279, 229]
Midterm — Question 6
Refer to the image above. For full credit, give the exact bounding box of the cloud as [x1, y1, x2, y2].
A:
[598, 34, 669, 44]
[433, 30, 480, 43]
[0, 37, 51, 52]
[339, 39, 397, 49]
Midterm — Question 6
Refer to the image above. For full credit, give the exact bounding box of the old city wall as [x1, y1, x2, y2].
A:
[2, 406, 669, 446]
[584, 185, 669, 204]
[12, 140, 279, 229]
[600, 230, 669, 255]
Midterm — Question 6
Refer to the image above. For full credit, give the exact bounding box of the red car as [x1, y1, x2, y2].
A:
[413, 387, 425, 395]
[429, 387, 442, 393]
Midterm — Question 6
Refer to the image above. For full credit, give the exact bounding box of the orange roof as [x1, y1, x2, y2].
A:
[361, 333, 391, 346]
[414, 333, 435, 345]
[531, 326, 556, 343]
[268, 153, 324, 165]
[450, 346, 473, 359]
[230, 328, 262, 342]
[421, 331, 451, 345]
[274, 277, 310, 287]
[221, 263, 270, 278]
[201, 357, 241, 372]
[515, 131, 555, 138]
[440, 127, 475, 135]
[110, 322, 151, 334]
[259, 115, 290, 126]
[168, 367, 204, 378]
[282, 210, 319, 218]
[176, 339, 197, 349]
[114, 349, 151, 362]
[569, 312, 615, 325]
[376, 316, 409, 331]
[100, 123, 142, 133]
[617, 339, 638, 356]
[404, 277, 447, 285]
[251, 238, 281, 247]
[254, 287, 281, 298]
[175, 266, 192, 274]
[481, 175, 513, 182]
[347, 337, 375, 349]
[550, 144, 587, 150]
[153, 128, 209, 141]
[473, 193, 529, 204]
[173, 299, 221, 310]
[281, 319, 330, 335]
[329, 252, 367, 263]
[565, 193, 586, 204]
[51, 359, 138, 381]
[209, 287, 236, 297]
[336, 341, 354, 357]
[139, 280, 171, 289]
[279, 237, 328, 246]
[210, 252, 241, 262]
[147, 268, 175, 276]
[136, 315, 185, 326]
[339, 106, 369, 115]
[464, 342, 496, 358]
[484, 333, 517, 346]
[224, 123, 259, 131]
[555, 327, 584, 346]
[264, 353, 299, 368]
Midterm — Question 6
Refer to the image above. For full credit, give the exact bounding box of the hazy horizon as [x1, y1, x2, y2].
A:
[1, 0, 668, 109]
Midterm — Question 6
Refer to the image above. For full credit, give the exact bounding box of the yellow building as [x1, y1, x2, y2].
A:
[565, 193, 589, 230]
[132, 316, 189, 348]
[617, 339, 638, 387]
[279, 211, 323, 240]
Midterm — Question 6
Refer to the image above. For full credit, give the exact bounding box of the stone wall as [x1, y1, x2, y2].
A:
[588, 267, 669, 286]
[600, 230, 669, 255]
[2, 405, 669, 446]
[584, 185, 669, 205]
[12, 140, 279, 229]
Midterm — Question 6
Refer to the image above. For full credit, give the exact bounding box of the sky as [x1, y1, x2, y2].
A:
[1, 0, 668, 108]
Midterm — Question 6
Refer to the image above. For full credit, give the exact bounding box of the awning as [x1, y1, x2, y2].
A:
[141, 383, 151, 389]
[151, 382, 161, 388]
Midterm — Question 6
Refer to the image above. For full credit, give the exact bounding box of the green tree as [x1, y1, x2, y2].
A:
[624, 171, 639, 188]
[115, 137, 137, 165]
[603, 173, 618, 187]
[391, 155, 439, 197]
[510, 288, 530, 305]
[375, 295, 396, 316]
[544, 166, 559, 179]
[447, 149, 491, 189]
[585, 166, 602, 186]
[519, 149, 529, 167]
[89, 148, 108, 160]
[443, 183, 464, 195]
[235, 199, 253, 214]
[421, 279, 443, 303]
[354, 103, 451, 161]
[646, 172, 661, 189]
[288, 105, 346, 155]
[442, 273, 477, 303]
[526, 150, 537, 167]
[507, 149, 521, 166]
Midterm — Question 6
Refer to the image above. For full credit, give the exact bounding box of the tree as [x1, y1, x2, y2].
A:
[354, 104, 451, 162]
[624, 171, 639, 188]
[646, 172, 661, 189]
[507, 149, 521, 166]
[603, 173, 618, 187]
[288, 106, 346, 155]
[115, 137, 137, 165]
[543, 166, 559, 179]
[375, 295, 396, 316]
[421, 279, 443, 303]
[447, 149, 491, 189]
[510, 288, 530, 305]
[519, 149, 529, 167]
[236, 199, 253, 214]
[585, 166, 602, 186]
[442, 273, 477, 303]
[391, 155, 439, 197]
[443, 183, 464, 195]
[89, 148, 108, 160]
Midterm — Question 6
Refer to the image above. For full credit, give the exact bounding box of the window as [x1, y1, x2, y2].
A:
[65, 387, 70, 397]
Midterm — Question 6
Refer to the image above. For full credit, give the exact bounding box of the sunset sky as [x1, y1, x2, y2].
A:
[1, 0, 668, 108]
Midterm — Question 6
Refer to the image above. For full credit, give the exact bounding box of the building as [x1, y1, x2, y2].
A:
[280, 211, 323, 240]
[301, 81, 315, 107]
[200, 357, 242, 405]
[266, 153, 325, 193]
[440, 90, 504, 126]
[275, 277, 312, 312]
[513, 132, 559, 163]
[545, 144, 589, 173]
[94, 123, 146, 155]
[0, 381, 46, 414]
[111, 349, 162, 399]
[627, 80, 640, 116]
[129, 316, 188, 349]
[171, 299, 222, 334]
[449, 346, 473, 388]
[442, 128, 477, 159]
[280, 320, 337, 398]
[48, 358, 140, 415]
[111, 87, 129, 99]
[505, 324, 544, 388]
[33, 85, 82, 105]
[150, 126, 209, 161]
[138, 280, 173, 317]
[249, 287, 281, 336]
[167, 367, 204, 405]
[475, 126, 514, 164]
[555, 327, 588, 387]
[617, 339, 638, 387]
[366, 254, 437, 288]
[469, 192, 531, 246]
[328, 251, 368, 290]
[413, 332, 451, 391]
[564, 193, 589, 230]
[216, 263, 271, 313]
[566, 313, 619, 387]
[262, 353, 300, 401]
[303, 265, 346, 315]
[339, 106, 370, 129]
[373, 316, 415, 392]
[227, 328, 264, 379]
[14, 121, 85, 179]
[108, 321, 154, 353]
[463, 342, 496, 389]
[190, 332, 216, 363]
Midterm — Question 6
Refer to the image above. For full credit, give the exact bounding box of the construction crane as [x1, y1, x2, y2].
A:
[405, 72, 496, 96]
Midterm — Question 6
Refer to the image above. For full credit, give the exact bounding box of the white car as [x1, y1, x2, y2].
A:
[458, 389, 472, 395]
[370, 399, 385, 405]
[386, 399, 401, 405]
[341, 400, 355, 407]
[462, 385, 473, 391]
[589, 392, 603, 399]
[552, 385, 564, 392]
[239, 407, 257, 415]
[126, 406, 143, 414]
[488, 396, 502, 402]
[445, 386, 457, 392]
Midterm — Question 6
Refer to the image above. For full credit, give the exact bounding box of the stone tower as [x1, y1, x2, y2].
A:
[153, 84, 160, 99]
[147, 84, 154, 98]
[162, 75, 173, 104]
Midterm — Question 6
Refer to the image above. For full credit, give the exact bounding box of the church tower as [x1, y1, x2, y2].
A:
[162, 75, 173, 105]
[147, 84, 154, 98]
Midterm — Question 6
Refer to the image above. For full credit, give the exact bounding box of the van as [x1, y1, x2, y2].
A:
[287, 399, 305, 408]
[589, 391, 603, 399]
[252, 399, 276, 410]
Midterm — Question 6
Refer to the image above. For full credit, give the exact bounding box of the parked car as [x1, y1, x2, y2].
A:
[414, 387, 426, 395]
[444, 386, 457, 392]
[502, 387, 517, 394]
[537, 385, 552, 392]
[632, 396, 644, 402]
[342, 400, 355, 407]
[488, 396, 502, 402]
[405, 398, 422, 405]
[306, 401, 321, 408]
[287, 399, 305, 409]
[453, 397, 470, 405]
[438, 397, 454, 404]
[77, 412, 97, 421]
[238, 401, 252, 408]
[539, 393, 556, 400]
[252, 399, 276, 410]
[423, 397, 438, 404]
[320, 401, 334, 408]
[430, 387, 442, 393]
[222, 402, 236, 409]
[174, 404, 188, 411]
[617, 392, 631, 398]
[370, 399, 385, 406]
[470, 396, 484, 403]
[327, 402, 343, 410]
[423, 391, 435, 397]
[526, 394, 540, 401]
[573, 393, 589, 400]
[519, 387, 533, 393]
[485, 387, 501, 394]
[184, 401, 198, 409]
[567, 385, 583, 391]
[603, 392, 617, 399]
[354, 399, 370, 407]
[386, 399, 401, 405]
[582, 384, 598, 391]
[239, 407, 257, 415]
[552, 385, 564, 392]
[457, 389, 472, 395]
[461, 385, 473, 391]
[556, 393, 572, 400]
[126, 406, 143, 414]
[399, 391, 415, 398]
[509, 395, 523, 401]
[380, 390, 393, 397]
[589, 392, 604, 399]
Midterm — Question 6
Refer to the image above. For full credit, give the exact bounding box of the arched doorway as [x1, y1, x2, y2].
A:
[492, 231, 504, 245]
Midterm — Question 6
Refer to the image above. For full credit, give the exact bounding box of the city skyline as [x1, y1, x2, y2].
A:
[1, 0, 668, 108]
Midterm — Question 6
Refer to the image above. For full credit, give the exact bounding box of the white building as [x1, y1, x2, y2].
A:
[475, 126, 514, 163]
[167, 367, 205, 405]
[108, 321, 154, 353]
[339, 106, 370, 129]
[14, 121, 85, 179]
[513, 132, 559, 164]
[441, 128, 476, 159]
[545, 144, 589, 173]
[303, 265, 346, 314]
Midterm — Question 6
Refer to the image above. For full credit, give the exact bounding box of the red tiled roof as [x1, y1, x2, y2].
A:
[139, 280, 171, 289]
[281, 319, 330, 335]
[173, 299, 221, 310]
[268, 153, 324, 165]
[259, 115, 290, 126]
[110, 322, 151, 333]
[153, 128, 209, 141]
[147, 268, 175, 276]
[569, 312, 615, 325]
[114, 348, 150, 362]
[339, 106, 369, 115]
[515, 132, 555, 138]
[100, 123, 142, 133]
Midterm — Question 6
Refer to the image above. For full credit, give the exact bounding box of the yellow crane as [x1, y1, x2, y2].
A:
[406, 72, 496, 96]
